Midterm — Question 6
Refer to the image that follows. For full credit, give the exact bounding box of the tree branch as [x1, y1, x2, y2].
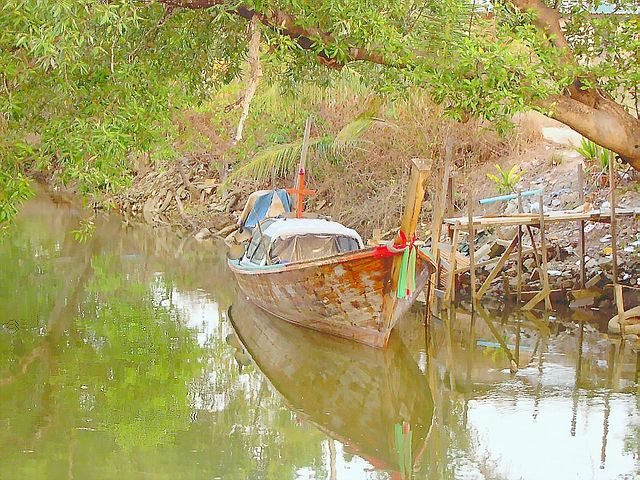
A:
[159, 0, 390, 68]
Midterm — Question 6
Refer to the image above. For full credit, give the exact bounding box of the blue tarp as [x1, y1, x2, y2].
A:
[243, 189, 291, 229]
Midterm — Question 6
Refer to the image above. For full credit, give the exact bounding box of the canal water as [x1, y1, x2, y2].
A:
[1, 194, 638, 479]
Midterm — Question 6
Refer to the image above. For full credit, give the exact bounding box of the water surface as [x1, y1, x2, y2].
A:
[0, 195, 638, 479]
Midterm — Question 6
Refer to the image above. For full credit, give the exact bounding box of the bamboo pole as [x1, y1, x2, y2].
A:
[446, 176, 455, 219]
[475, 234, 519, 301]
[615, 285, 626, 337]
[577, 164, 586, 287]
[609, 158, 618, 282]
[291, 116, 313, 206]
[516, 190, 523, 304]
[444, 225, 459, 306]
[429, 145, 452, 308]
[467, 192, 476, 310]
[538, 194, 552, 310]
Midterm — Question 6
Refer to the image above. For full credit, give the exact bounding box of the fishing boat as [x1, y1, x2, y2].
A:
[227, 301, 433, 475]
[227, 157, 435, 348]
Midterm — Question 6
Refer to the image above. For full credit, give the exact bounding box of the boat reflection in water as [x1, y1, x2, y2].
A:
[228, 301, 434, 478]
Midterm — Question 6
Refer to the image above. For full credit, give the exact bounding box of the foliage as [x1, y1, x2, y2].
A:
[575, 138, 616, 189]
[486, 164, 524, 195]
[71, 217, 96, 243]
[1, 0, 638, 220]
[575, 138, 600, 161]
[575, 138, 615, 171]
[0, 171, 33, 224]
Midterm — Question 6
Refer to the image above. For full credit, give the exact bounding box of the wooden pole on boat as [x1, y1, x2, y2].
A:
[287, 117, 317, 218]
[397, 158, 431, 242]
[381, 157, 430, 340]
[389, 158, 430, 309]
[299, 117, 312, 174]
[291, 117, 312, 216]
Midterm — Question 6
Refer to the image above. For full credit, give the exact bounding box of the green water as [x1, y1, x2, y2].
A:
[0, 194, 638, 480]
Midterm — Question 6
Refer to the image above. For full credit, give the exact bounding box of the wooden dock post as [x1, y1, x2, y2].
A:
[467, 191, 477, 311]
[577, 164, 586, 288]
[615, 285, 626, 337]
[523, 194, 551, 310]
[539, 194, 552, 310]
[516, 190, 524, 304]
[444, 224, 460, 307]
[609, 157, 625, 336]
[609, 158, 618, 282]
[446, 176, 455, 219]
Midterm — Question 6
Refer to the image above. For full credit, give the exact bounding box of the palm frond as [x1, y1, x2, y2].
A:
[222, 138, 325, 188]
[222, 109, 387, 189]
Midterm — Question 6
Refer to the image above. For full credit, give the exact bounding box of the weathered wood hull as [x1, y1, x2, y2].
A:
[227, 302, 433, 474]
[228, 248, 434, 347]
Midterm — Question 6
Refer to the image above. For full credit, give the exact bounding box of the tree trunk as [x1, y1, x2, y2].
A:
[539, 95, 640, 171]
[509, 0, 640, 171]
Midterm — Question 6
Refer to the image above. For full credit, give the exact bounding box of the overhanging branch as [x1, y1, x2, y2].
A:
[159, 0, 391, 68]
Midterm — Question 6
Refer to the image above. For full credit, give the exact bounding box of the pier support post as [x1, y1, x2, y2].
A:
[577, 165, 586, 288]
[467, 191, 476, 311]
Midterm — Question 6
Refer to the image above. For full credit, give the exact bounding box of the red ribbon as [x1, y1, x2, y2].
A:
[372, 231, 417, 259]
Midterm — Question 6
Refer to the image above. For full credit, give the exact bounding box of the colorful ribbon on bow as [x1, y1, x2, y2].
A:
[395, 231, 417, 299]
[371, 231, 418, 299]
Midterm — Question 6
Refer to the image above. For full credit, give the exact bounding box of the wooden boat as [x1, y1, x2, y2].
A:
[227, 301, 434, 475]
[228, 158, 435, 348]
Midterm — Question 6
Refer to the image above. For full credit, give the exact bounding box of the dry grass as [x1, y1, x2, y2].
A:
[314, 94, 512, 239]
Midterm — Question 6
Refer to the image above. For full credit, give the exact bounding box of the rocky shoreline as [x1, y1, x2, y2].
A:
[101, 145, 639, 313]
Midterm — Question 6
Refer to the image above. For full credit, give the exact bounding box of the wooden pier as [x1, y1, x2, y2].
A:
[432, 164, 639, 329]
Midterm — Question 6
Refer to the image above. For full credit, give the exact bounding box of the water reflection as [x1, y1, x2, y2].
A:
[228, 301, 434, 478]
[0, 194, 638, 479]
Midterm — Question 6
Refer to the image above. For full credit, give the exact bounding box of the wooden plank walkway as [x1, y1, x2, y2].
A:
[444, 207, 640, 228]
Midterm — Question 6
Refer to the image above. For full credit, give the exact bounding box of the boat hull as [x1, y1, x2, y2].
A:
[228, 247, 434, 347]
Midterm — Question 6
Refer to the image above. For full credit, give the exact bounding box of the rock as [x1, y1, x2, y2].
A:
[530, 202, 549, 214]
[523, 258, 535, 271]
[561, 191, 579, 206]
[585, 258, 598, 270]
[598, 256, 613, 270]
[504, 200, 519, 215]
[497, 226, 518, 240]
[142, 196, 158, 224]
[224, 193, 240, 212]
[194, 228, 212, 241]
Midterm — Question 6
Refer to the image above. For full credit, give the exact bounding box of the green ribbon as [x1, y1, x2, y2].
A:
[396, 245, 417, 299]
[394, 422, 413, 479]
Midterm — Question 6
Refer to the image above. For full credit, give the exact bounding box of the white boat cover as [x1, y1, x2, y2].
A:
[261, 218, 363, 246]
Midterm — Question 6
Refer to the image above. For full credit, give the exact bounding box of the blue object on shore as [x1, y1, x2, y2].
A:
[479, 189, 544, 205]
